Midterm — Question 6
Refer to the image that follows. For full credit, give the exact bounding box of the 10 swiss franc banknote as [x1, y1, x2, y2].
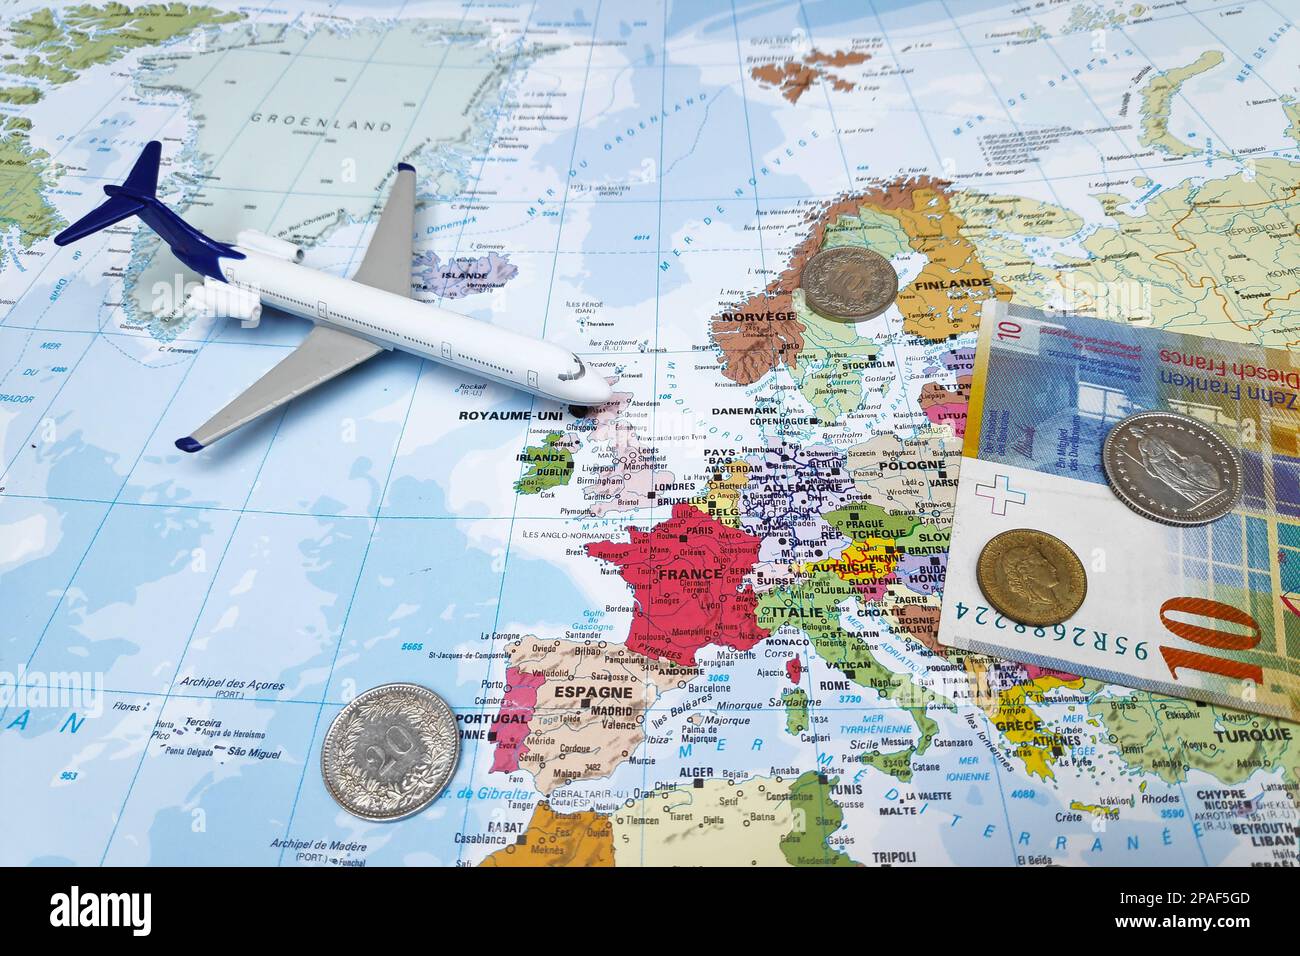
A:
[938, 302, 1300, 721]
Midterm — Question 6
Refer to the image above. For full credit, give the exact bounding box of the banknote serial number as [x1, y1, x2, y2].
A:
[953, 603, 1148, 659]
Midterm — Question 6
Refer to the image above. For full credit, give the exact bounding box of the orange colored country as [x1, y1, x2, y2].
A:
[479, 802, 615, 867]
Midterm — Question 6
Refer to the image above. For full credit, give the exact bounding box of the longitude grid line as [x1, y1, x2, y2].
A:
[728, 0, 841, 865]
[978, 710, 1021, 865]
[796, 0, 949, 864]
[1138, 693, 1212, 866]
[273, 0, 535, 864]
[0, 3, 339, 727]
[451, 0, 600, 866]
[634, 0, 670, 869]
[813, 2, 944, 477]
[989, 4, 1213, 864]
[97, 0, 420, 865]
[868, 2, 1043, 863]
[98, 406, 293, 864]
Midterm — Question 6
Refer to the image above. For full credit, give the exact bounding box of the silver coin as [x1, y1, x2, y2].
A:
[801, 246, 899, 321]
[321, 682, 459, 822]
[1101, 411, 1244, 526]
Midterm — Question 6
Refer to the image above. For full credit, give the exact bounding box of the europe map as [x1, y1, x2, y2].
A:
[1, 0, 1299, 866]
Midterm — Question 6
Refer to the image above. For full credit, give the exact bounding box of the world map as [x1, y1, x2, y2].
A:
[1, 0, 1298, 867]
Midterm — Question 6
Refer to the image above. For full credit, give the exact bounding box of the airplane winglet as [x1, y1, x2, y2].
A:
[175, 436, 204, 453]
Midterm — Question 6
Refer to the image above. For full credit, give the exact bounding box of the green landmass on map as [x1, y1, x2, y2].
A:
[4, 4, 241, 84]
[515, 433, 575, 495]
[1138, 50, 1223, 157]
[0, 131, 63, 244]
[782, 687, 809, 735]
[0, 86, 42, 105]
[0, 3, 240, 248]
[1088, 694, 1300, 792]
[779, 772, 857, 866]
[758, 569, 948, 782]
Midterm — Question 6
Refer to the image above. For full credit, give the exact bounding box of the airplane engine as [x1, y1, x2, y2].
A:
[186, 276, 264, 329]
[235, 229, 305, 263]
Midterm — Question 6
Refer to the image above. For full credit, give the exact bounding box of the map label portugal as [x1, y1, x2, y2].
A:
[586, 503, 770, 666]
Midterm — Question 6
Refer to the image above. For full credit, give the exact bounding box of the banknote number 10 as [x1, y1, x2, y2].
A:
[995, 320, 1021, 342]
[1158, 597, 1263, 685]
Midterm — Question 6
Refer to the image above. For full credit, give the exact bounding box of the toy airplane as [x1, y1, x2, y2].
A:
[54, 141, 613, 452]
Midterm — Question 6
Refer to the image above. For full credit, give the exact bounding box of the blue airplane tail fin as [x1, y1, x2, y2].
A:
[53, 193, 145, 246]
[53, 141, 161, 246]
[52, 141, 241, 279]
[120, 139, 161, 197]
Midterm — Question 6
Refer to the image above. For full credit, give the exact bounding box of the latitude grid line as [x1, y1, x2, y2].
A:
[12, 0, 1249, 70]
[35, 133, 1300, 203]
[0, 674, 1199, 712]
[96, 0, 423, 865]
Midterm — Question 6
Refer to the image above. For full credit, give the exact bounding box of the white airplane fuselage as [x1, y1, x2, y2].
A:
[219, 247, 613, 408]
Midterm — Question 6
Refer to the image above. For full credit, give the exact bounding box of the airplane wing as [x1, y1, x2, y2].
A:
[351, 162, 416, 297]
[175, 163, 417, 452]
[175, 324, 381, 452]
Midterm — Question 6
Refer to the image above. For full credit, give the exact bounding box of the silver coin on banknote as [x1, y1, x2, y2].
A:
[321, 682, 459, 822]
[976, 528, 1088, 627]
[1101, 411, 1243, 526]
[801, 246, 898, 320]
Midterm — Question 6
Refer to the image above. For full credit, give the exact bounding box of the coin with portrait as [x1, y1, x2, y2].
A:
[976, 529, 1087, 627]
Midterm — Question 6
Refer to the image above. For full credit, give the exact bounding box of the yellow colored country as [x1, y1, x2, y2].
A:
[985, 674, 1085, 781]
[610, 776, 795, 866]
[688, 459, 751, 529]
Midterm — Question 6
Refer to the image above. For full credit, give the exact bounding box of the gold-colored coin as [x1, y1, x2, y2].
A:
[976, 529, 1087, 627]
